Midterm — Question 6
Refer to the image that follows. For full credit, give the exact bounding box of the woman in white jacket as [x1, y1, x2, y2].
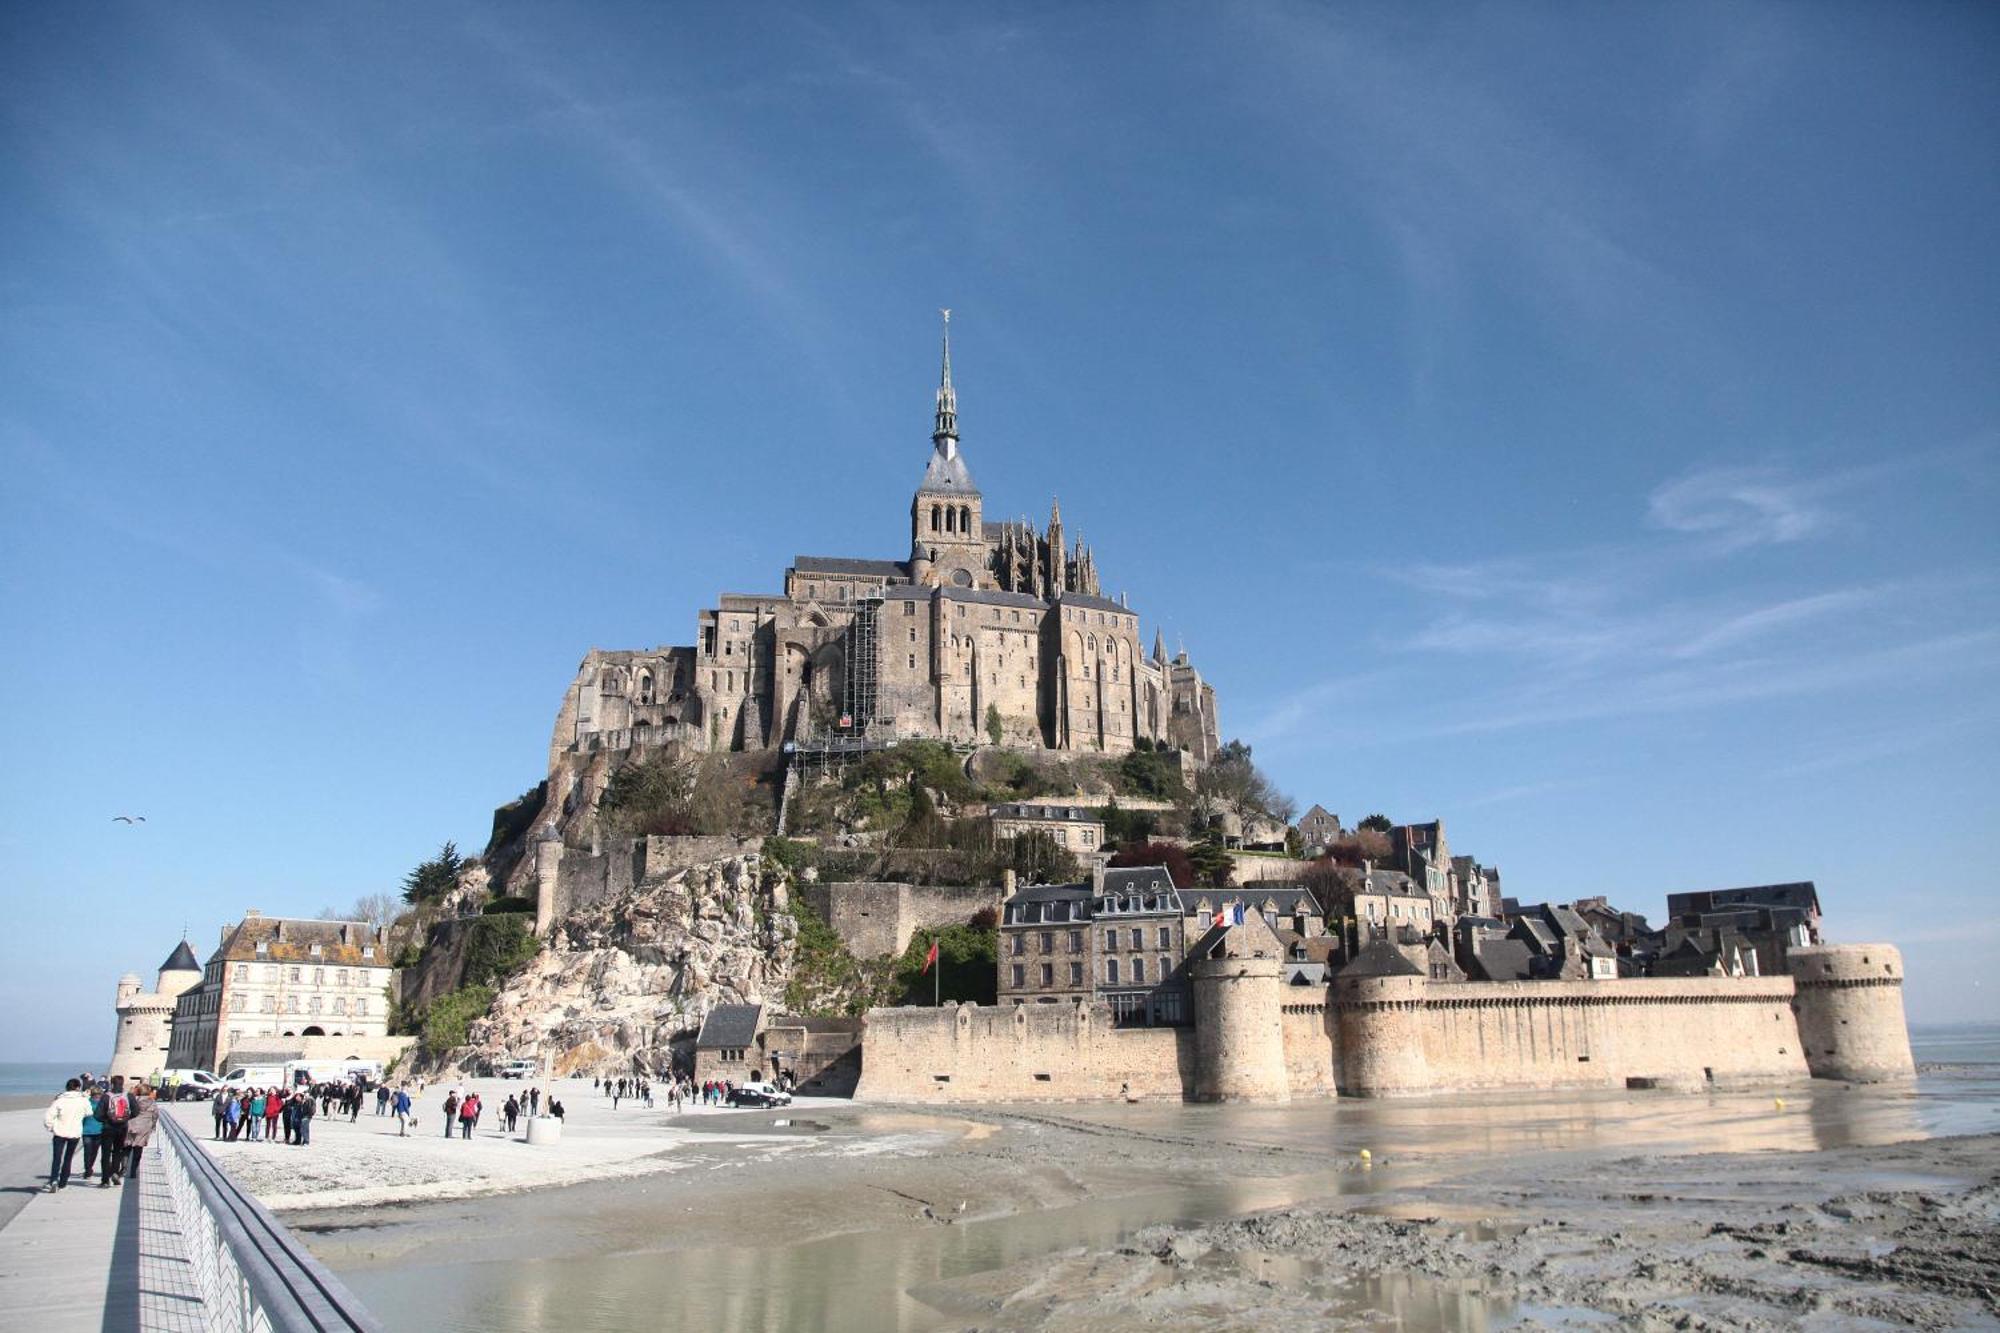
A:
[43, 1078, 90, 1192]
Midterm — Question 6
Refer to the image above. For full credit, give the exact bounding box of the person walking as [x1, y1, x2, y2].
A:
[458, 1092, 479, 1140]
[43, 1078, 89, 1192]
[123, 1086, 158, 1182]
[503, 1094, 520, 1134]
[392, 1085, 412, 1136]
[376, 1084, 390, 1117]
[93, 1077, 132, 1186]
[442, 1091, 460, 1137]
[77, 1098, 104, 1182]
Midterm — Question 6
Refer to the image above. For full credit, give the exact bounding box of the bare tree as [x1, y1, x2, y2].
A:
[318, 892, 402, 928]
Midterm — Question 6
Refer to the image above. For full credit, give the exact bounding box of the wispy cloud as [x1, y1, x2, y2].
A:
[1647, 465, 1831, 549]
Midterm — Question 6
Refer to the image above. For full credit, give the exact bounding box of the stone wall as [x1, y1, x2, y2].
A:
[857, 965, 1912, 1103]
[855, 1001, 1193, 1102]
[799, 881, 1001, 959]
[218, 1034, 417, 1074]
[1338, 975, 1812, 1097]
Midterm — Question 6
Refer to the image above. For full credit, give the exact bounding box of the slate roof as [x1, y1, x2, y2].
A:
[215, 916, 390, 966]
[1054, 592, 1133, 616]
[917, 448, 979, 495]
[160, 940, 201, 973]
[792, 556, 908, 578]
[1338, 939, 1424, 978]
[696, 1003, 764, 1049]
[1467, 938, 1535, 982]
[879, 584, 1047, 610]
[1007, 882, 1095, 905]
[1190, 886, 1326, 918]
[1665, 882, 1820, 918]
[1101, 866, 1180, 898]
[1359, 869, 1426, 899]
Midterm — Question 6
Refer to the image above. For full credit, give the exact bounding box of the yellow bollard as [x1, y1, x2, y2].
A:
[1358, 1148, 1372, 1164]
[1774, 1098, 1785, 1111]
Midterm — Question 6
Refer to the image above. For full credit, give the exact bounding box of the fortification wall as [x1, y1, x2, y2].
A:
[1280, 997, 1337, 1097]
[855, 1002, 1192, 1102]
[801, 881, 1001, 958]
[1339, 976, 1809, 1096]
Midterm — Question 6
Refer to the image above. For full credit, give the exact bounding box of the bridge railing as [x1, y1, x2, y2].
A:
[155, 1110, 384, 1332]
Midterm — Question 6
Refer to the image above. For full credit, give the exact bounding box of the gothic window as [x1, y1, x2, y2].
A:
[930, 506, 940, 533]
[959, 505, 971, 532]
[637, 671, 655, 704]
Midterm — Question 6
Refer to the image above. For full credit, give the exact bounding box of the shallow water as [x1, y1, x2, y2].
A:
[334, 1071, 1999, 1332]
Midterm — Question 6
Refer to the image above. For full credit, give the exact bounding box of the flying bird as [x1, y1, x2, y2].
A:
[112, 815, 146, 824]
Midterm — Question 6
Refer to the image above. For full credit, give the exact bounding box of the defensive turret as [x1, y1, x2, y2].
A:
[1787, 944, 1916, 1082]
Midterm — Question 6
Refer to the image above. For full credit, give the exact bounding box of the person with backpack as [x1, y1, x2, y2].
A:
[93, 1076, 132, 1186]
[458, 1091, 480, 1140]
[122, 1085, 158, 1182]
[43, 1077, 90, 1192]
[392, 1085, 413, 1136]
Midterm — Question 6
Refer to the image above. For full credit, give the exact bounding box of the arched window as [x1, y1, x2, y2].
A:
[959, 505, 971, 532]
[930, 505, 940, 533]
[636, 671, 655, 704]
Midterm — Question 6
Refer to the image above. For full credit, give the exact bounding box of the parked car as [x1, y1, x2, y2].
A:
[727, 1081, 792, 1108]
[498, 1059, 538, 1080]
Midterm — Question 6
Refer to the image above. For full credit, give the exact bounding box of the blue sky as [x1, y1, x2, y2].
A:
[2, 3, 1995, 1060]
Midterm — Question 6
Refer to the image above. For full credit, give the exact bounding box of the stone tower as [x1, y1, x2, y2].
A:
[909, 310, 986, 589]
[1787, 943, 1917, 1082]
[106, 941, 204, 1081]
[1333, 940, 1432, 1097]
[1189, 916, 1290, 1103]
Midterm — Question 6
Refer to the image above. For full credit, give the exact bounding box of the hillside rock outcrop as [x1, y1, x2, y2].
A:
[455, 854, 797, 1076]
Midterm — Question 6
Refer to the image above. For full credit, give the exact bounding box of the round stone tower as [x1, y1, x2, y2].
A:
[1787, 943, 1916, 1083]
[1333, 940, 1431, 1097]
[1190, 940, 1289, 1103]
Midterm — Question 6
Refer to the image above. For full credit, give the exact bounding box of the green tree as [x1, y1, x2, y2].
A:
[401, 842, 466, 905]
[894, 923, 998, 1005]
[1187, 835, 1234, 888]
[1358, 813, 1394, 834]
[985, 704, 1004, 746]
[1003, 828, 1082, 885]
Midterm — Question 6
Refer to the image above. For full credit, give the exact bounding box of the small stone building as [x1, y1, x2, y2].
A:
[694, 1003, 863, 1093]
[988, 802, 1105, 854]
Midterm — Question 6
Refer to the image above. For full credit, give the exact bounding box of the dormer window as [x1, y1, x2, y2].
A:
[255, 942, 268, 956]
[363, 945, 376, 959]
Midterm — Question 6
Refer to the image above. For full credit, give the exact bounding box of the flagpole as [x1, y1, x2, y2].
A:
[934, 939, 940, 1007]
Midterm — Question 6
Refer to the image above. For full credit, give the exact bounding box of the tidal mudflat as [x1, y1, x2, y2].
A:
[214, 1063, 2000, 1331]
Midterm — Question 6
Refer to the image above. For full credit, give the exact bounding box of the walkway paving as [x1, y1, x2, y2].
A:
[0, 1110, 205, 1331]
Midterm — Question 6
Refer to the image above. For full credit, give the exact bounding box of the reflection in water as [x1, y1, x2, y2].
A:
[338, 1074, 1992, 1333]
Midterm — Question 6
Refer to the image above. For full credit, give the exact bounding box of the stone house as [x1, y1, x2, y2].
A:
[166, 912, 395, 1073]
[988, 802, 1105, 855]
[1185, 886, 1326, 940]
[1352, 868, 1435, 943]
[1297, 804, 1343, 855]
[696, 1008, 863, 1094]
[997, 865, 1190, 1026]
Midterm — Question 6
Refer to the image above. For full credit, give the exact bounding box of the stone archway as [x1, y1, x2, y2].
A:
[301, 1025, 325, 1037]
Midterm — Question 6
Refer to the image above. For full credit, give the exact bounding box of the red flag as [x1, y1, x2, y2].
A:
[921, 940, 939, 973]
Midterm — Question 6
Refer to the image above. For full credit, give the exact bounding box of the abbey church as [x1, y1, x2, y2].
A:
[547, 317, 1221, 767]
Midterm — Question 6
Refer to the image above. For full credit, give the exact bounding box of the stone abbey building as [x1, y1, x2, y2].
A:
[547, 316, 1221, 767]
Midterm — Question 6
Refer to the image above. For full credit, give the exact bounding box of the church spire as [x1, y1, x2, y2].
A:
[932, 308, 958, 456]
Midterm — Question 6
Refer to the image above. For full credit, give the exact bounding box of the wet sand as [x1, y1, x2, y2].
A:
[240, 1070, 2000, 1330]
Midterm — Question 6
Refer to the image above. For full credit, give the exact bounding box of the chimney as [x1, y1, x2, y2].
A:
[1091, 862, 1105, 894]
[1002, 868, 1017, 899]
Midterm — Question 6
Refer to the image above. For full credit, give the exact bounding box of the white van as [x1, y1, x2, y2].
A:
[498, 1059, 539, 1079]
[158, 1069, 222, 1101]
[222, 1064, 287, 1089]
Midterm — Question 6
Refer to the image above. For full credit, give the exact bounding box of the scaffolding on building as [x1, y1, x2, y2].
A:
[841, 597, 881, 737]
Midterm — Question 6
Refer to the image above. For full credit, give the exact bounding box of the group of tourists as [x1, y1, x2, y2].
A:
[209, 1085, 322, 1145]
[42, 1074, 158, 1193]
[435, 1085, 562, 1138]
[590, 1072, 768, 1110]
